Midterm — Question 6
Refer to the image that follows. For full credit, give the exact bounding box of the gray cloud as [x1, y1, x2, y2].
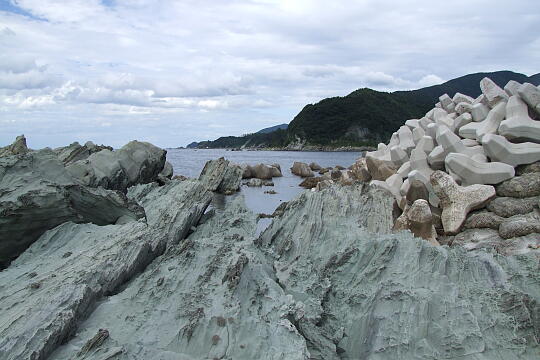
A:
[1, 0, 539, 148]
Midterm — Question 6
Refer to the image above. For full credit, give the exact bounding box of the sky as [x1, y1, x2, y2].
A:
[0, 0, 539, 148]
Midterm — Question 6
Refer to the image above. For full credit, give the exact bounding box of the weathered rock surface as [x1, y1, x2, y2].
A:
[0, 179, 212, 360]
[243, 163, 282, 179]
[431, 170, 496, 234]
[365, 155, 397, 181]
[350, 157, 371, 181]
[0, 150, 145, 269]
[516, 161, 540, 175]
[499, 215, 540, 239]
[1, 175, 539, 360]
[487, 196, 539, 217]
[246, 178, 263, 187]
[463, 211, 504, 230]
[394, 199, 438, 244]
[257, 183, 539, 359]
[66, 140, 166, 192]
[53, 141, 113, 165]
[0, 135, 28, 157]
[309, 162, 322, 171]
[496, 172, 540, 198]
[291, 161, 314, 177]
[198, 157, 242, 194]
[299, 176, 324, 189]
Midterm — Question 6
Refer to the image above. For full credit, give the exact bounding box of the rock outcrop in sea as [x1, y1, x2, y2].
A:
[0, 78, 539, 360]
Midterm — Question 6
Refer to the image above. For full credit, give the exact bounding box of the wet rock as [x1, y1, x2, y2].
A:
[247, 178, 263, 187]
[66, 140, 166, 192]
[365, 155, 397, 181]
[291, 161, 314, 177]
[249, 163, 279, 179]
[299, 177, 323, 189]
[0, 135, 29, 157]
[463, 211, 505, 230]
[319, 168, 330, 175]
[431, 170, 496, 234]
[487, 197, 539, 217]
[309, 162, 322, 171]
[262, 180, 274, 186]
[496, 173, 540, 198]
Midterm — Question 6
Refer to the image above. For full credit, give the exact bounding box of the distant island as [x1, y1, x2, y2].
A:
[186, 70, 540, 150]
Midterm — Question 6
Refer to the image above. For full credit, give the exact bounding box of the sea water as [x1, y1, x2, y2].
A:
[166, 149, 363, 234]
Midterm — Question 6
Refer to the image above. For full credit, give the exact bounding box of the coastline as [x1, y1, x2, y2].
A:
[173, 146, 375, 152]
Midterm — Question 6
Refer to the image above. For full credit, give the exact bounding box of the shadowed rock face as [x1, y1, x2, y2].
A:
[0, 150, 145, 269]
[0, 179, 211, 360]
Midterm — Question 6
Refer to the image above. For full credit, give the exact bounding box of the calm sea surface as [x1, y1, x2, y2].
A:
[166, 149, 363, 234]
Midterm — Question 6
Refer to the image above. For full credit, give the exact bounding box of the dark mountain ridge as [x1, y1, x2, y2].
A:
[189, 70, 539, 149]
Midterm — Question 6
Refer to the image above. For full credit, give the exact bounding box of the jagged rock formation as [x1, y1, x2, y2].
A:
[0, 179, 211, 360]
[52, 141, 113, 165]
[0, 135, 28, 157]
[65, 140, 166, 192]
[0, 149, 144, 268]
[199, 157, 243, 194]
[0, 153, 538, 359]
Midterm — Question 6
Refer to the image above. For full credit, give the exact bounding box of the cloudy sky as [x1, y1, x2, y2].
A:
[1, 0, 539, 148]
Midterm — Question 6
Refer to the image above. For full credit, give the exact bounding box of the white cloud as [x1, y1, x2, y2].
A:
[0, 0, 539, 148]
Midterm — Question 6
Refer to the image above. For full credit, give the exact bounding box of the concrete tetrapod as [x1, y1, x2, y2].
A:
[471, 103, 490, 122]
[445, 153, 515, 186]
[483, 134, 540, 167]
[499, 95, 540, 143]
[394, 199, 439, 245]
[517, 82, 540, 113]
[475, 101, 506, 143]
[436, 126, 487, 161]
[430, 170, 496, 234]
[480, 77, 509, 107]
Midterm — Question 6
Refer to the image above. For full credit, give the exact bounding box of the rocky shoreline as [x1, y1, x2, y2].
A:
[1, 77, 539, 360]
[175, 145, 375, 152]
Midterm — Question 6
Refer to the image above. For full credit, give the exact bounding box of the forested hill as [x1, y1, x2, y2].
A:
[188, 71, 539, 149]
[287, 71, 540, 147]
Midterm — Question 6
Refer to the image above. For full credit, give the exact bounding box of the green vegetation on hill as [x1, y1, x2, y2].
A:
[195, 129, 288, 149]
[286, 88, 429, 146]
[190, 71, 540, 149]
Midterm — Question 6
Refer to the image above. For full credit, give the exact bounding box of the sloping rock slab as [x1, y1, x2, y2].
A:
[50, 196, 310, 360]
[258, 183, 539, 359]
[0, 179, 211, 360]
[0, 151, 144, 268]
